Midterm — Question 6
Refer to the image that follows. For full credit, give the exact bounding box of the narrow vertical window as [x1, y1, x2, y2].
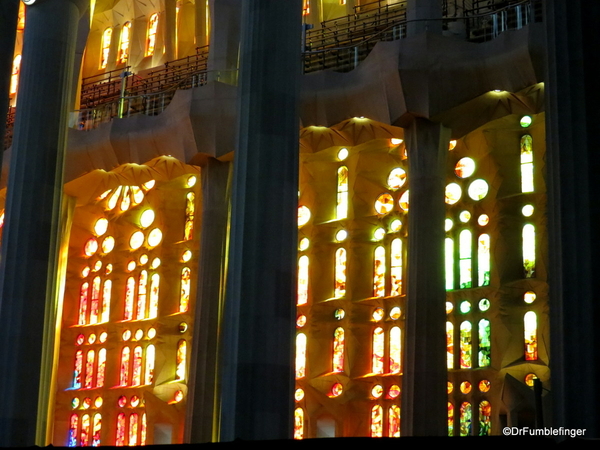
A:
[176, 340, 187, 380]
[100, 28, 112, 69]
[479, 401, 491, 435]
[132, 346, 143, 386]
[149, 273, 160, 318]
[84, 350, 95, 389]
[145, 13, 159, 57]
[478, 319, 491, 367]
[390, 238, 403, 296]
[459, 402, 471, 436]
[136, 270, 148, 320]
[180, 267, 191, 312]
[520, 135, 534, 193]
[372, 327, 384, 374]
[446, 322, 454, 369]
[297, 255, 309, 305]
[524, 311, 537, 360]
[124, 277, 135, 320]
[445, 238, 454, 290]
[101, 280, 111, 323]
[128, 413, 138, 446]
[459, 230, 472, 288]
[334, 248, 346, 297]
[460, 321, 472, 369]
[10, 54, 21, 95]
[80, 414, 91, 446]
[92, 413, 102, 446]
[294, 408, 304, 440]
[145, 345, 155, 385]
[389, 326, 401, 374]
[388, 405, 400, 437]
[370, 405, 383, 437]
[448, 403, 454, 436]
[119, 347, 130, 386]
[68, 414, 78, 447]
[117, 22, 131, 64]
[332, 327, 345, 373]
[477, 234, 490, 286]
[373, 246, 386, 297]
[295, 333, 307, 379]
[185, 192, 195, 241]
[140, 413, 147, 446]
[78, 282, 89, 325]
[73, 350, 83, 388]
[523, 224, 536, 278]
[90, 276, 101, 324]
[336, 166, 349, 220]
[303, 0, 310, 15]
[115, 413, 126, 446]
[96, 348, 106, 387]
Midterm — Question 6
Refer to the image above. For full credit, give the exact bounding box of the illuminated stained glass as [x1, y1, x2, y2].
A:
[10, 55, 21, 95]
[73, 350, 83, 389]
[92, 414, 101, 446]
[84, 350, 95, 389]
[141, 413, 147, 445]
[389, 405, 401, 437]
[298, 206, 311, 226]
[524, 311, 537, 360]
[120, 347, 130, 386]
[460, 321, 472, 369]
[445, 238, 454, 290]
[478, 234, 490, 286]
[115, 413, 126, 446]
[100, 28, 112, 69]
[101, 280, 111, 322]
[520, 135, 534, 193]
[129, 413, 138, 446]
[79, 282, 89, 325]
[479, 380, 491, 392]
[460, 381, 472, 394]
[337, 166, 349, 220]
[145, 13, 159, 56]
[373, 246, 386, 297]
[455, 157, 476, 178]
[371, 405, 383, 437]
[298, 255, 309, 305]
[180, 267, 191, 312]
[467, 179, 489, 201]
[107, 186, 122, 210]
[524, 291, 536, 304]
[334, 248, 346, 297]
[330, 382, 343, 397]
[523, 224, 536, 278]
[479, 401, 491, 435]
[149, 274, 160, 318]
[332, 327, 345, 373]
[372, 385, 383, 399]
[295, 388, 305, 401]
[295, 333, 306, 379]
[136, 270, 148, 320]
[390, 239, 402, 296]
[459, 230, 472, 288]
[445, 183, 462, 204]
[118, 22, 131, 64]
[388, 385, 400, 399]
[94, 218, 108, 236]
[80, 414, 90, 446]
[90, 276, 101, 324]
[132, 346, 143, 386]
[129, 231, 144, 250]
[294, 408, 304, 440]
[176, 340, 187, 380]
[446, 322, 454, 369]
[142, 344, 154, 385]
[68, 414, 78, 447]
[375, 193, 394, 215]
[478, 319, 491, 367]
[448, 403, 454, 436]
[120, 186, 131, 211]
[96, 349, 106, 388]
[124, 277, 135, 320]
[388, 168, 407, 190]
[398, 190, 409, 211]
[372, 327, 384, 374]
[459, 402, 472, 436]
[185, 192, 195, 241]
[389, 326, 401, 374]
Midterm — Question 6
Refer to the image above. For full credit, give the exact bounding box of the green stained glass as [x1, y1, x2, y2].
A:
[478, 234, 490, 286]
[478, 319, 491, 367]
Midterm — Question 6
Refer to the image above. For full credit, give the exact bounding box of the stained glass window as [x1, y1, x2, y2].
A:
[448, 403, 454, 436]
[479, 401, 491, 435]
[10, 54, 21, 95]
[92, 413, 102, 446]
[100, 28, 112, 69]
[129, 413, 138, 446]
[478, 234, 490, 286]
[96, 348, 106, 388]
[90, 276, 101, 324]
[145, 13, 159, 57]
[332, 327, 345, 373]
[459, 402, 471, 436]
[334, 248, 346, 297]
[460, 321, 471, 369]
[79, 282, 89, 325]
[298, 255, 309, 305]
[136, 271, 148, 320]
[337, 166, 349, 220]
[145, 345, 155, 385]
[523, 224, 536, 278]
[446, 322, 454, 369]
[80, 414, 90, 446]
[180, 267, 191, 312]
[520, 135, 534, 193]
[375, 193, 394, 215]
[140, 413, 147, 445]
[524, 311, 537, 360]
[119, 347, 130, 386]
[84, 350, 95, 389]
[124, 277, 135, 320]
[389, 326, 401, 374]
[176, 340, 187, 380]
[391, 238, 402, 296]
[445, 238, 454, 290]
[73, 350, 83, 388]
[116, 413, 126, 446]
[296, 333, 307, 379]
[185, 192, 195, 241]
[68, 414, 78, 447]
[459, 230, 472, 288]
[445, 183, 462, 204]
[373, 246, 386, 297]
[132, 346, 143, 386]
[371, 405, 383, 437]
[294, 408, 304, 439]
[478, 319, 491, 367]
[372, 327, 384, 374]
[101, 280, 111, 323]
[388, 168, 407, 190]
[388, 405, 400, 437]
[117, 22, 131, 64]
[149, 273, 160, 318]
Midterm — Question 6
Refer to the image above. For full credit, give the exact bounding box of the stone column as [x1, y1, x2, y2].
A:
[0, 0, 19, 170]
[164, 0, 177, 61]
[545, 0, 600, 438]
[219, 0, 302, 441]
[0, 0, 86, 446]
[401, 118, 449, 436]
[407, 0, 443, 36]
[207, 0, 241, 76]
[195, 0, 209, 48]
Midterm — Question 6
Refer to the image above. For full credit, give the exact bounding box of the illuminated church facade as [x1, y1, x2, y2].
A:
[0, 0, 598, 446]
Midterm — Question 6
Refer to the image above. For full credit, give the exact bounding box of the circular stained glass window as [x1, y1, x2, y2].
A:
[82, 398, 91, 409]
[99, 332, 108, 343]
[445, 218, 453, 231]
[372, 307, 384, 322]
[373, 228, 386, 241]
[130, 395, 140, 407]
[448, 140, 457, 150]
[84, 238, 98, 256]
[522, 205, 534, 217]
[390, 219, 402, 232]
[455, 157, 476, 178]
[81, 266, 90, 277]
[140, 209, 155, 228]
[134, 329, 144, 341]
[388, 385, 400, 399]
[88, 333, 96, 344]
[398, 190, 409, 211]
[334, 308, 345, 320]
[389, 306, 401, 320]
[524, 291, 536, 304]
[468, 179, 489, 201]
[295, 388, 305, 402]
[296, 315, 307, 327]
[525, 373, 538, 387]
[105, 264, 113, 275]
[520, 115, 533, 128]
[122, 330, 131, 341]
[447, 382, 453, 394]
[147, 228, 163, 247]
[298, 206, 311, 227]
[459, 211, 471, 223]
[151, 257, 161, 269]
[147, 328, 157, 339]
[335, 230, 347, 242]
[478, 214, 490, 226]
[446, 302, 454, 314]
[299, 238, 309, 251]
[182, 250, 192, 262]
[187, 175, 197, 188]
[460, 381, 472, 394]
[479, 380, 491, 393]
[117, 396, 127, 407]
[337, 148, 349, 161]
[445, 183, 462, 205]
[479, 298, 490, 312]
[330, 383, 343, 398]
[94, 397, 103, 408]
[76, 334, 85, 346]
[127, 260, 136, 272]
[94, 218, 109, 236]
[139, 254, 149, 265]
[375, 193, 394, 215]
[387, 168, 407, 190]
[372, 385, 383, 399]
[93, 260, 102, 272]
[72, 398, 80, 409]
[101, 236, 115, 254]
[129, 231, 144, 250]
[460, 301, 471, 314]
[179, 322, 188, 333]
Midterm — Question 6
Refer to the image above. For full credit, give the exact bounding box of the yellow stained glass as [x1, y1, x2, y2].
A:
[337, 166, 349, 220]
[375, 193, 394, 215]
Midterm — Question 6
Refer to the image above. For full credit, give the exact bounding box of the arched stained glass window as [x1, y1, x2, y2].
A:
[459, 230, 472, 289]
[478, 319, 491, 367]
[479, 401, 491, 435]
[389, 326, 401, 374]
[295, 333, 307, 379]
[101, 280, 111, 322]
[68, 414, 78, 447]
[459, 402, 471, 436]
[460, 321, 471, 369]
[149, 273, 160, 318]
[333, 327, 345, 372]
[100, 28, 112, 69]
[388, 405, 400, 437]
[115, 413, 126, 446]
[145, 13, 159, 57]
[334, 248, 346, 297]
[523, 224, 536, 278]
[448, 402, 454, 436]
[73, 350, 83, 388]
[90, 276, 101, 324]
[337, 166, 349, 220]
[136, 271, 148, 320]
[370, 405, 383, 437]
[132, 346, 143, 386]
[84, 350, 95, 389]
[145, 345, 155, 385]
[446, 321, 454, 369]
[294, 408, 304, 440]
[80, 414, 91, 446]
[78, 282, 89, 325]
[445, 238, 454, 290]
[372, 327, 384, 374]
[141, 413, 147, 446]
[373, 246, 385, 297]
[520, 135, 534, 193]
[96, 348, 106, 387]
[390, 238, 402, 296]
[524, 311, 537, 360]
[92, 413, 102, 446]
[117, 22, 131, 64]
[10, 54, 21, 95]
[185, 192, 195, 241]
[176, 340, 187, 380]
[119, 347, 130, 386]
[478, 234, 490, 286]
[129, 413, 139, 446]
[180, 267, 191, 312]
[297, 255, 309, 305]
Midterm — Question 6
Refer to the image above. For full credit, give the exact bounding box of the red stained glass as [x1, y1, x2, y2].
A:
[115, 413, 126, 446]
[136, 271, 148, 320]
[80, 414, 90, 446]
[73, 350, 83, 389]
[132, 346, 142, 386]
[119, 347, 130, 386]
[96, 349, 106, 388]
[78, 282, 89, 325]
[90, 276, 101, 324]
[124, 277, 135, 320]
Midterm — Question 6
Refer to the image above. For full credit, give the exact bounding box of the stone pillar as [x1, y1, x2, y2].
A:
[219, 0, 302, 441]
[401, 118, 449, 436]
[545, 0, 600, 438]
[207, 0, 241, 76]
[407, 0, 443, 36]
[0, 0, 19, 169]
[164, 0, 177, 61]
[195, 0, 209, 48]
[0, 0, 86, 446]
[186, 159, 230, 443]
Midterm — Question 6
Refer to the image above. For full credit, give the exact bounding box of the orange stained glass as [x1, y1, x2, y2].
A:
[96, 349, 106, 388]
[120, 186, 131, 211]
[115, 413, 126, 446]
[388, 405, 400, 437]
[132, 346, 143, 386]
[302, 0, 310, 15]
[332, 327, 344, 372]
[141, 413, 147, 445]
[372, 327, 384, 374]
[101, 280, 111, 322]
[479, 401, 491, 435]
[390, 238, 403, 296]
[524, 311, 537, 360]
[373, 246, 386, 297]
[92, 413, 102, 446]
[460, 402, 472, 436]
[295, 333, 307, 379]
[78, 282, 89, 325]
[80, 414, 91, 446]
[84, 350, 95, 389]
[337, 166, 349, 220]
[389, 326, 401, 374]
[119, 347, 130, 386]
[10, 54, 21, 95]
[145, 13, 159, 56]
[297, 255, 309, 305]
[68, 414, 78, 447]
[176, 340, 187, 380]
[180, 267, 191, 312]
[124, 277, 135, 320]
[371, 405, 383, 437]
[145, 345, 155, 385]
[334, 248, 346, 297]
[90, 276, 101, 324]
[448, 402, 454, 436]
[107, 186, 122, 210]
[117, 22, 131, 64]
[294, 408, 304, 440]
[73, 350, 83, 388]
[136, 270, 148, 320]
[100, 28, 112, 69]
[129, 413, 138, 446]
[185, 192, 195, 241]
[446, 321, 454, 369]
[149, 273, 160, 318]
